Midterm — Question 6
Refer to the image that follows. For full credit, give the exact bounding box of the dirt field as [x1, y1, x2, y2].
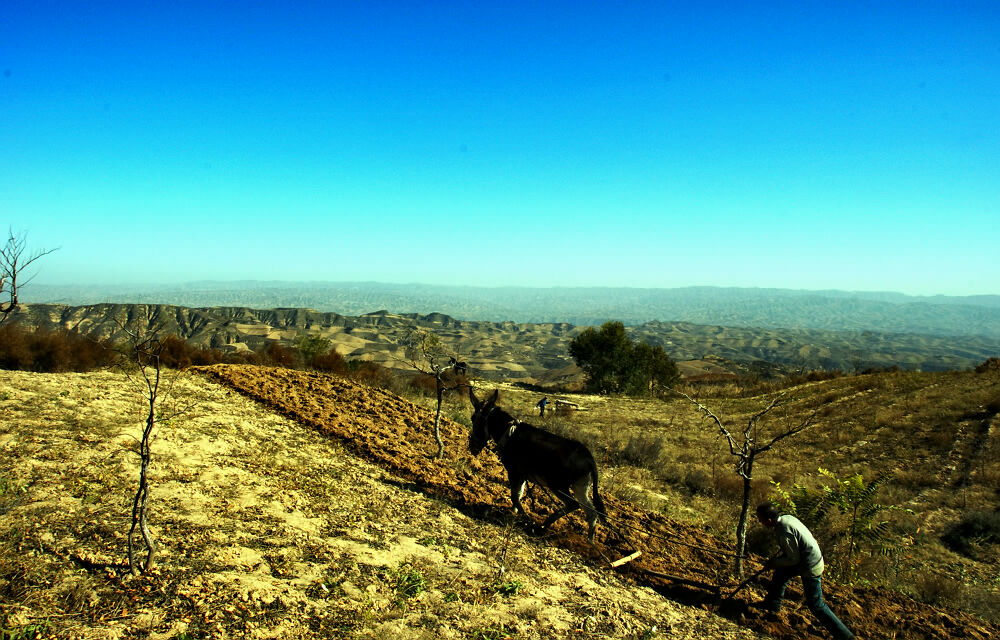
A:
[0, 368, 758, 639]
[196, 365, 997, 640]
[2, 365, 997, 638]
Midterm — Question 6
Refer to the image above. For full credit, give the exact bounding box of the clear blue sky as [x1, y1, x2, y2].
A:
[4, 1, 998, 296]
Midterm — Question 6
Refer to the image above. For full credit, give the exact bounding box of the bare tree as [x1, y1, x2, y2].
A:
[674, 389, 818, 576]
[0, 228, 58, 323]
[400, 327, 468, 458]
[116, 312, 181, 575]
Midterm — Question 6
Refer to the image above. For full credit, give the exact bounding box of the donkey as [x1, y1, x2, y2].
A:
[468, 387, 607, 542]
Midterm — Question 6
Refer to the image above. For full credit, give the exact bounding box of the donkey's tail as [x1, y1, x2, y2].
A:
[591, 463, 608, 523]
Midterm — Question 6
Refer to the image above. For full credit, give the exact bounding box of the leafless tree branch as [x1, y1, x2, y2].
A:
[395, 327, 469, 458]
[0, 228, 59, 322]
[670, 387, 819, 576]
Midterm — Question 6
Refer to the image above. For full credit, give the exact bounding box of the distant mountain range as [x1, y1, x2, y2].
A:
[12, 301, 999, 379]
[28, 282, 1000, 340]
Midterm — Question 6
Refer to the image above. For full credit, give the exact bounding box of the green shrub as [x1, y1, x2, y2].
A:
[0, 622, 48, 640]
[390, 563, 426, 601]
[468, 623, 514, 640]
[493, 578, 523, 596]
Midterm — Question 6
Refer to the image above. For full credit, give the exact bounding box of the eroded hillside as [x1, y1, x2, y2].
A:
[15, 302, 999, 379]
[2, 365, 997, 639]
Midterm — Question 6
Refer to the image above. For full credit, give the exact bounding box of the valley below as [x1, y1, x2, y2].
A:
[14, 302, 1000, 384]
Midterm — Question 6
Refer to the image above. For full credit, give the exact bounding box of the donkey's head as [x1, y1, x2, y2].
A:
[468, 386, 499, 456]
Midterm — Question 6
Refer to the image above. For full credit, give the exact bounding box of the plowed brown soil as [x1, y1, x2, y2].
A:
[197, 365, 999, 640]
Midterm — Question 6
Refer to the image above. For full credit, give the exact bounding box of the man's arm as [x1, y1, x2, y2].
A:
[770, 529, 801, 568]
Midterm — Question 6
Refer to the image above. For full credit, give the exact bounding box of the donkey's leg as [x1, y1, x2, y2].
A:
[509, 477, 529, 516]
[540, 490, 579, 531]
[570, 475, 600, 542]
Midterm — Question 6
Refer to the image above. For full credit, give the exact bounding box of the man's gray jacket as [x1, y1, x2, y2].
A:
[772, 514, 825, 577]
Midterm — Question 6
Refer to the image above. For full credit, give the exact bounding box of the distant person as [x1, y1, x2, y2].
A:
[535, 396, 548, 417]
[754, 502, 855, 640]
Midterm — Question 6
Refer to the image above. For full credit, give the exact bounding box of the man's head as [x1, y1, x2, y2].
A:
[756, 502, 780, 528]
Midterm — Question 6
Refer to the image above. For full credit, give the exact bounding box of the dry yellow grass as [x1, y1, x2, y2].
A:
[473, 367, 1000, 621]
[0, 369, 766, 640]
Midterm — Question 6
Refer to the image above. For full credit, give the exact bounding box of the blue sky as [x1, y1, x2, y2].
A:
[3, 1, 998, 295]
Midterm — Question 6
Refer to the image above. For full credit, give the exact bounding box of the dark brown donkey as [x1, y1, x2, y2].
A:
[468, 387, 607, 541]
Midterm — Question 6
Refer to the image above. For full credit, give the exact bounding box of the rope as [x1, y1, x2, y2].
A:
[481, 410, 744, 565]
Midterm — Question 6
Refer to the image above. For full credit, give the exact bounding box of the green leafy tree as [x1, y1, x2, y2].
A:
[772, 469, 903, 580]
[294, 332, 333, 367]
[569, 321, 678, 395]
[819, 469, 899, 578]
[770, 479, 833, 533]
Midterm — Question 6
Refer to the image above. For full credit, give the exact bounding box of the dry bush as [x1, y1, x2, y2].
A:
[157, 336, 264, 369]
[408, 373, 438, 397]
[159, 335, 196, 368]
[312, 350, 347, 373]
[683, 468, 713, 496]
[942, 510, 1000, 558]
[348, 361, 401, 392]
[908, 570, 1000, 624]
[923, 427, 957, 450]
[258, 341, 299, 368]
[619, 434, 666, 468]
[874, 405, 905, 428]
[909, 569, 956, 607]
[0, 325, 116, 372]
[0, 324, 32, 369]
[985, 394, 1000, 416]
[974, 357, 1000, 374]
[964, 584, 1000, 625]
[711, 473, 749, 500]
[852, 375, 888, 393]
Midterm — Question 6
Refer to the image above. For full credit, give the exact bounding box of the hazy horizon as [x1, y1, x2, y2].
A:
[26, 279, 1000, 308]
[5, 2, 998, 296]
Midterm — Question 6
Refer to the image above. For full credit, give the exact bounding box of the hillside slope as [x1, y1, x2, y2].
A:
[197, 366, 997, 640]
[0, 369, 755, 639]
[2, 367, 996, 638]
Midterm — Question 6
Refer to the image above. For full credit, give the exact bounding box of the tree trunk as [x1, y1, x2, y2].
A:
[128, 402, 157, 575]
[734, 457, 755, 577]
[433, 381, 445, 458]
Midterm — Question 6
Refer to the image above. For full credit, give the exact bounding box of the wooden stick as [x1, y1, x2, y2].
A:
[609, 550, 642, 568]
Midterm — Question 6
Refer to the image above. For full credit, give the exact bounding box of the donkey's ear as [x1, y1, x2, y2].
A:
[468, 385, 481, 408]
[487, 389, 499, 405]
